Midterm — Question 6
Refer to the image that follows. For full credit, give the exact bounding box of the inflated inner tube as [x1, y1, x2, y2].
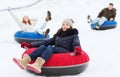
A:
[22, 48, 90, 76]
[91, 20, 117, 30]
[14, 31, 49, 43]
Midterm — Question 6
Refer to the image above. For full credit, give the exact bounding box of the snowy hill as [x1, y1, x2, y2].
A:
[0, 0, 120, 77]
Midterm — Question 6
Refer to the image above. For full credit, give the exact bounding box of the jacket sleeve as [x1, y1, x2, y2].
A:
[30, 38, 55, 47]
[8, 10, 23, 27]
[112, 9, 116, 20]
[72, 35, 81, 50]
[97, 8, 105, 18]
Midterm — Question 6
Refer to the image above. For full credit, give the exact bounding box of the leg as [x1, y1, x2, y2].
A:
[98, 17, 107, 26]
[91, 18, 101, 29]
[41, 45, 53, 61]
[29, 45, 46, 60]
[39, 11, 52, 30]
[34, 11, 51, 34]
[34, 20, 48, 34]
[91, 18, 100, 24]
[27, 45, 53, 74]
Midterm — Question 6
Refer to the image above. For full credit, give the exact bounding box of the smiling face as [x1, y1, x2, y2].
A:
[62, 23, 71, 31]
[61, 18, 74, 31]
[23, 16, 30, 23]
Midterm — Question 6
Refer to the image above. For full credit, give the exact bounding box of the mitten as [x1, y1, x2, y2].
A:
[21, 42, 31, 48]
[74, 46, 82, 55]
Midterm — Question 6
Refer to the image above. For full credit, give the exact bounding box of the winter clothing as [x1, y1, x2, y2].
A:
[33, 11, 51, 34]
[62, 18, 74, 27]
[13, 28, 82, 74]
[90, 7, 116, 27]
[29, 45, 53, 61]
[46, 11, 52, 21]
[25, 28, 82, 74]
[34, 20, 48, 34]
[8, 10, 37, 32]
[28, 28, 81, 60]
[8, 10, 50, 34]
[30, 28, 81, 52]
[27, 57, 45, 74]
[87, 15, 92, 23]
[21, 42, 31, 48]
[13, 54, 31, 70]
[44, 28, 50, 37]
[92, 17, 107, 26]
[98, 8, 116, 20]
[74, 46, 82, 55]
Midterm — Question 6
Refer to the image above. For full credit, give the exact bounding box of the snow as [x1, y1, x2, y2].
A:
[0, 0, 120, 77]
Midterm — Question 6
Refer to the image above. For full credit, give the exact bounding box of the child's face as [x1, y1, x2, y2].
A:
[62, 23, 71, 31]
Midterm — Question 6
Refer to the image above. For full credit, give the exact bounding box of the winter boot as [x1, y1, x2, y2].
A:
[95, 23, 100, 29]
[27, 57, 45, 74]
[44, 28, 50, 37]
[13, 54, 31, 70]
[46, 11, 51, 21]
[87, 15, 92, 23]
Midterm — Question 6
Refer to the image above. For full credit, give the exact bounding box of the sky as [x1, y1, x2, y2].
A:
[0, 0, 120, 77]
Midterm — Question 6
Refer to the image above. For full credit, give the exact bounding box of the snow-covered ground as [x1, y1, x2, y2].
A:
[0, 0, 120, 77]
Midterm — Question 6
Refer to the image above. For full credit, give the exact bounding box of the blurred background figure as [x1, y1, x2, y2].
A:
[87, 3, 116, 29]
[8, 9, 51, 36]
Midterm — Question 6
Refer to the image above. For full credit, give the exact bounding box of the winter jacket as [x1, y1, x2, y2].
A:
[98, 8, 116, 20]
[30, 28, 81, 52]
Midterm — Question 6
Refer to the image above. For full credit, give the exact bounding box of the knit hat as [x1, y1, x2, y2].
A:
[62, 18, 74, 27]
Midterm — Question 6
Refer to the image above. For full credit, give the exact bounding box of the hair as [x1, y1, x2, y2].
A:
[22, 17, 32, 25]
[53, 18, 74, 38]
[53, 26, 72, 38]
[109, 3, 113, 6]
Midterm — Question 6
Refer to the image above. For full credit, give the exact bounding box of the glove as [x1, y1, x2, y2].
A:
[21, 42, 31, 48]
[74, 46, 82, 55]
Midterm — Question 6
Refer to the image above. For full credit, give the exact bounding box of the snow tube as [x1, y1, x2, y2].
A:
[22, 48, 89, 76]
[14, 31, 50, 43]
[91, 20, 117, 30]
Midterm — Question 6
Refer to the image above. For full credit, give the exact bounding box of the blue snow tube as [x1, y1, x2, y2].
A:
[14, 31, 50, 43]
[91, 20, 117, 30]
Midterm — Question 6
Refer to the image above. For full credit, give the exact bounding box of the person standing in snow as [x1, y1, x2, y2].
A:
[87, 3, 116, 29]
[8, 10, 51, 37]
[13, 18, 83, 74]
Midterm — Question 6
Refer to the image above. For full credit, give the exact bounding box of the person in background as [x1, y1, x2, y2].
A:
[87, 3, 116, 29]
[13, 18, 83, 74]
[8, 10, 51, 37]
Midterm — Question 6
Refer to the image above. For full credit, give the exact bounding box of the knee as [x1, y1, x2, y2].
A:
[46, 45, 53, 51]
[41, 45, 46, 47]
[47, 45, 53, 49]
[38, 45, 46, 49]
[47, 45, 52, 47]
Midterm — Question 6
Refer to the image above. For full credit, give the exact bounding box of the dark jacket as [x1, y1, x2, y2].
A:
[30, 28, 81, 52]
[98, 8, 116, 20]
